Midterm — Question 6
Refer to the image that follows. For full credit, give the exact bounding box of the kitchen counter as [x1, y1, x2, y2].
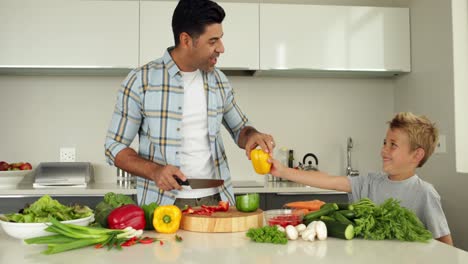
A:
[0, 182, 136, 197]
[0, 228, 466, 264]
[0, 180, 343, 197]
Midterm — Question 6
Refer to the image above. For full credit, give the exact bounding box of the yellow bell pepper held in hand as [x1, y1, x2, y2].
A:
[250, 149, 272, 174]
[153, 205, 182, 234]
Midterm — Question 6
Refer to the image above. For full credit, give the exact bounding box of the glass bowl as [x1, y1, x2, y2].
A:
[264, 209, 304, 228]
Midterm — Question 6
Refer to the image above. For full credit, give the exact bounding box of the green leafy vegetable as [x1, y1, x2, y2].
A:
[94, 192, 136, 227]
[141, 202, 159, 230]
[246, 226, 288, 244]
[352, 198, 433, 242]
[4, 195, 93, 223]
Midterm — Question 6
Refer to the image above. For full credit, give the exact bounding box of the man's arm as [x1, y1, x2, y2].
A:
[237, 126, 275, 158]
[114, 148, 186, 191]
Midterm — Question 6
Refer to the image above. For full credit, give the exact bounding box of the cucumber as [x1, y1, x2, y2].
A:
[338, 210, 356, 219]
[320, 203, 337, 210]
[336, 203, 354, 211]
[320, 215, 336, 222]
[332, 211, 354, 225]
[303, 203, 339, 221]
[322, 220, 355, 240]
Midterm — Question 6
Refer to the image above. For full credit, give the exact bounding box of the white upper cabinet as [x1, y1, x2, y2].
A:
[217, 2, 259, 70]
[140, 1, 259, 70]
[260, 4, 410, 73]
[139, 1, 177, 66]
[0, 0, 139, 68]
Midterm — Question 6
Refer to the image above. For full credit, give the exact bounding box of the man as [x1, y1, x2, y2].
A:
[105, 0, 274, 207]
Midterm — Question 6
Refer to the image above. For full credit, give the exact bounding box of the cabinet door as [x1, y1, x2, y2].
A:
[216, 2, 259, 70]
[139, 1, 176, 66]
[260, 4, 410, 72]
[0, 0, 139, 68]
[140, 1, 259, 70]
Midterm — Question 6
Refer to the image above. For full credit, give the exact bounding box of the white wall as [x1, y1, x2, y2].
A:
[0, 75, 394, 183]
[394, 0, 468, 251]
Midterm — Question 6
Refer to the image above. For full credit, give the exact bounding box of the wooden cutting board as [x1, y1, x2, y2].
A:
[180, 208, 263, 233]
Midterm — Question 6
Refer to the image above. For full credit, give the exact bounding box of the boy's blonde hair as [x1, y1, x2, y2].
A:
[388, 112, 439, 167]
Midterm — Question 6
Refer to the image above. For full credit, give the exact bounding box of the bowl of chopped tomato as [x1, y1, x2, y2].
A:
[264, 209, 304, 228]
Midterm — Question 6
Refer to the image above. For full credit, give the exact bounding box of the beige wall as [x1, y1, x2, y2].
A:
[0, 74, 394, 183]
[395, 0, 468, 250]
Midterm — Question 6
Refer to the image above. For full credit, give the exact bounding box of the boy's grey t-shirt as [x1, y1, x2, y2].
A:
[348, 172, 450, 238]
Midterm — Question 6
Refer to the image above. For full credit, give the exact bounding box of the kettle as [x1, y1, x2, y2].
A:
[301, 153, 319, 171]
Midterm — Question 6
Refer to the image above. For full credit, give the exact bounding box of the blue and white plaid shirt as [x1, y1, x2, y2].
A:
[105, 48, 251, 206]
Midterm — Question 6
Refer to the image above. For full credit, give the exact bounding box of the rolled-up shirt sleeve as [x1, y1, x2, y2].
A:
[104, 70, 143, 165]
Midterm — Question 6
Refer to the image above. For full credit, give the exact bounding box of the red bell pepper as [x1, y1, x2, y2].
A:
[107, 204, 146, 230]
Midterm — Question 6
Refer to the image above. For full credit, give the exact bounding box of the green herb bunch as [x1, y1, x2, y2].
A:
[353, 198, 433, 242]
[246, 226, 288, 244]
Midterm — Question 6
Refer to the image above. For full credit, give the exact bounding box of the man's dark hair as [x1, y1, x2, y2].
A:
[172, 0, 225, 46]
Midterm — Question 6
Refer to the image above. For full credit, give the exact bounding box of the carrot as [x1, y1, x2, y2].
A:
[284, 200, 326, 212]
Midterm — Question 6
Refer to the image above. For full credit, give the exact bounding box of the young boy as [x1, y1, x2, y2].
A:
[269, 112, 453, 245]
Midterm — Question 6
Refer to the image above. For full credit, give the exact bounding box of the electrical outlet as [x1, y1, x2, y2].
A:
[60, 147, 76, 162]
[435, 134, 446, 154]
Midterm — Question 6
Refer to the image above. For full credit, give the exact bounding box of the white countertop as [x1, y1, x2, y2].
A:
[0, 228, 466, 264]
[0, 180, 344, 196]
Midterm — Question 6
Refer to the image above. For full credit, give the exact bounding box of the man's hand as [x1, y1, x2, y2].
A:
[149, 165, 187, 191]
[238, 127, 275, 159]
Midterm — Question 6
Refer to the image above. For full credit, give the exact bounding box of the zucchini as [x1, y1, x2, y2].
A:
[303, 203, 339, 221]
[337, 210, 356, 219]
[336, 203, 354, 211]
[332, 211, 354, 225]
[322, 220, 355, 240]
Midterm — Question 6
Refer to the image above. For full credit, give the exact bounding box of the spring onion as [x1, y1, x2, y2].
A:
[24, 218, 143, 254]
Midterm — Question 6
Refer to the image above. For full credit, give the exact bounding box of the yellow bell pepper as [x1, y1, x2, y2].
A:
[250, 149, 271, 174]
[153, 205, 182, 234]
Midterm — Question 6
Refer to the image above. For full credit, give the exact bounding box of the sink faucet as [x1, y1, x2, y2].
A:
[346, 137, 360, 177]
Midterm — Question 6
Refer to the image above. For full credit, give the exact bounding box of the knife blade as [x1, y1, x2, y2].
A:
[175, 178, 224, 189]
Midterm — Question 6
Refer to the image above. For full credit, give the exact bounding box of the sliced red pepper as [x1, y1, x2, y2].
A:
[216, 201, 229, 212]
[182, 206, 195, 214]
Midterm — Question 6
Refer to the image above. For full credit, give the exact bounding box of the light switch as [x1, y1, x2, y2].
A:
[435, 134, 446, 154]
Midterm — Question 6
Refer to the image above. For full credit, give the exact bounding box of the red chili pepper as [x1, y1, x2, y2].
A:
[138, 237, 155, 244]
[94, 244, 103, 249]
[159, 240, 164, 246]
[107, 204, 146, 230]
[121, 237, 138, 247]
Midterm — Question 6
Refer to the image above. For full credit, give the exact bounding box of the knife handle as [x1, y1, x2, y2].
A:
[174, 177, 189, 186]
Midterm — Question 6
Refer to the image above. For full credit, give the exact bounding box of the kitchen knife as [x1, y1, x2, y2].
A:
[175, 178, 224, 189]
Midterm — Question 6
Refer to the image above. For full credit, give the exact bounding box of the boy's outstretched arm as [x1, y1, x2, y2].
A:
[437, 235, 453, 246]
[269, 158, 351, 193]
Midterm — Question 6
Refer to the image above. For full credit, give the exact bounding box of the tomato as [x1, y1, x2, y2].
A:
[235, 193, 260, 212]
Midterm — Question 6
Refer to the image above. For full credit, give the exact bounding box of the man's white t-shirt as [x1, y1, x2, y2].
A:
[177, 70, 218, 198]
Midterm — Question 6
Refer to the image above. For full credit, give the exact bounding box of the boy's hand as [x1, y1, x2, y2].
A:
[268, 158, 286, 177]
